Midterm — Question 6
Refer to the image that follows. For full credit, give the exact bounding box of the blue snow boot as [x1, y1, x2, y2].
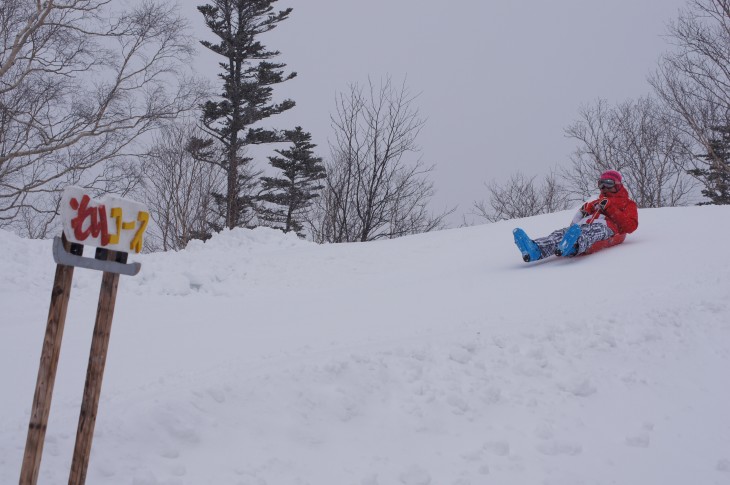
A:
[513, 228, 542, 262]
[556, 224, 582, 257]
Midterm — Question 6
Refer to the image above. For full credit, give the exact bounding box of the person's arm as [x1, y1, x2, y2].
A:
[603, 199, 638, 234]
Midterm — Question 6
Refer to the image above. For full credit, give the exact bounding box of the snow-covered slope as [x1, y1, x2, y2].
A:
[1, 206, 729, 485]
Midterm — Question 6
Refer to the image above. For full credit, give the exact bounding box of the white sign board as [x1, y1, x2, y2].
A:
[60, 186, 150, 254]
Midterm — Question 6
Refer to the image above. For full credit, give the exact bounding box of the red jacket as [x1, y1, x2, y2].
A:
[581, 185, 638, 235]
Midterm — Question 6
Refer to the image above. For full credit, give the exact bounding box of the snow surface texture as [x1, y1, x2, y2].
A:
[1, 206, 730, 485]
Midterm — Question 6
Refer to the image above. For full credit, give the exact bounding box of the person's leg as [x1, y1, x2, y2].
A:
[575, 224, 614, 254]
[533, 228, 568, 259]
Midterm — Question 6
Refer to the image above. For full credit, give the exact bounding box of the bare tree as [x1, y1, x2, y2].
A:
[563, 97, 695, 207]
[472, 170, 570, 222]
[142, 122, 224, 251]
[308, 78, 451, 243]
[0, 0, 202, 236]
[650, 0, 730, 201]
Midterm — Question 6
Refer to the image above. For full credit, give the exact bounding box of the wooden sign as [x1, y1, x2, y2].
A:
[20, 187, 146, 485]
[60, 186, 150, 254]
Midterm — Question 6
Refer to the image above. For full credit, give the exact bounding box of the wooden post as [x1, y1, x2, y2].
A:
[19, 238, 80, 485]
[20, 188, 147, 484]
[68, 249, 123, 485]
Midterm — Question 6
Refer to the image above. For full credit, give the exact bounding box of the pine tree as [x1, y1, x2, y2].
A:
[197, 0, 296, 230]
[259, 127, 326, 236]
[690, 125, 730, 205]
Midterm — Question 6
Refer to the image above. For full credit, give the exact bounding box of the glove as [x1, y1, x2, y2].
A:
[580, 202, 594, 217]
[595, 198, 609, 212]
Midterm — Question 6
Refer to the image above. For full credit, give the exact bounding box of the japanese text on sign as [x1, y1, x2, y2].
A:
[60, 187, 150, 253]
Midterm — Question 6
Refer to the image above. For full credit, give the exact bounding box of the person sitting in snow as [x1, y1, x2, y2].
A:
[513, 170, 639, 262]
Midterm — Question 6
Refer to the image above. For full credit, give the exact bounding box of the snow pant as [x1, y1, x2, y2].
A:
[533, 224, 615, 259]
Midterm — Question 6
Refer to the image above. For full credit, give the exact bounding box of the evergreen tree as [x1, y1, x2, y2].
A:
[259, 128, 326, 236]
[197, 0, 296, 230]
[690, 125, 730, 205]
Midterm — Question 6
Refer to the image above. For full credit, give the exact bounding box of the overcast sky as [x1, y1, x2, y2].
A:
[179, 0, 688, 225]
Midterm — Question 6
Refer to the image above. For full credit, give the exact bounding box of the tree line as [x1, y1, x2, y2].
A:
[474, 0, 730, 222]
[2, 0, 729, 248]
[0, 0, 448, 249]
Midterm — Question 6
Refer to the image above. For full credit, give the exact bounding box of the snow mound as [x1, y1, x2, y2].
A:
[184, 226, 312, 254]
[0, 226, 313, 297]
[127, 227, 314, 296]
